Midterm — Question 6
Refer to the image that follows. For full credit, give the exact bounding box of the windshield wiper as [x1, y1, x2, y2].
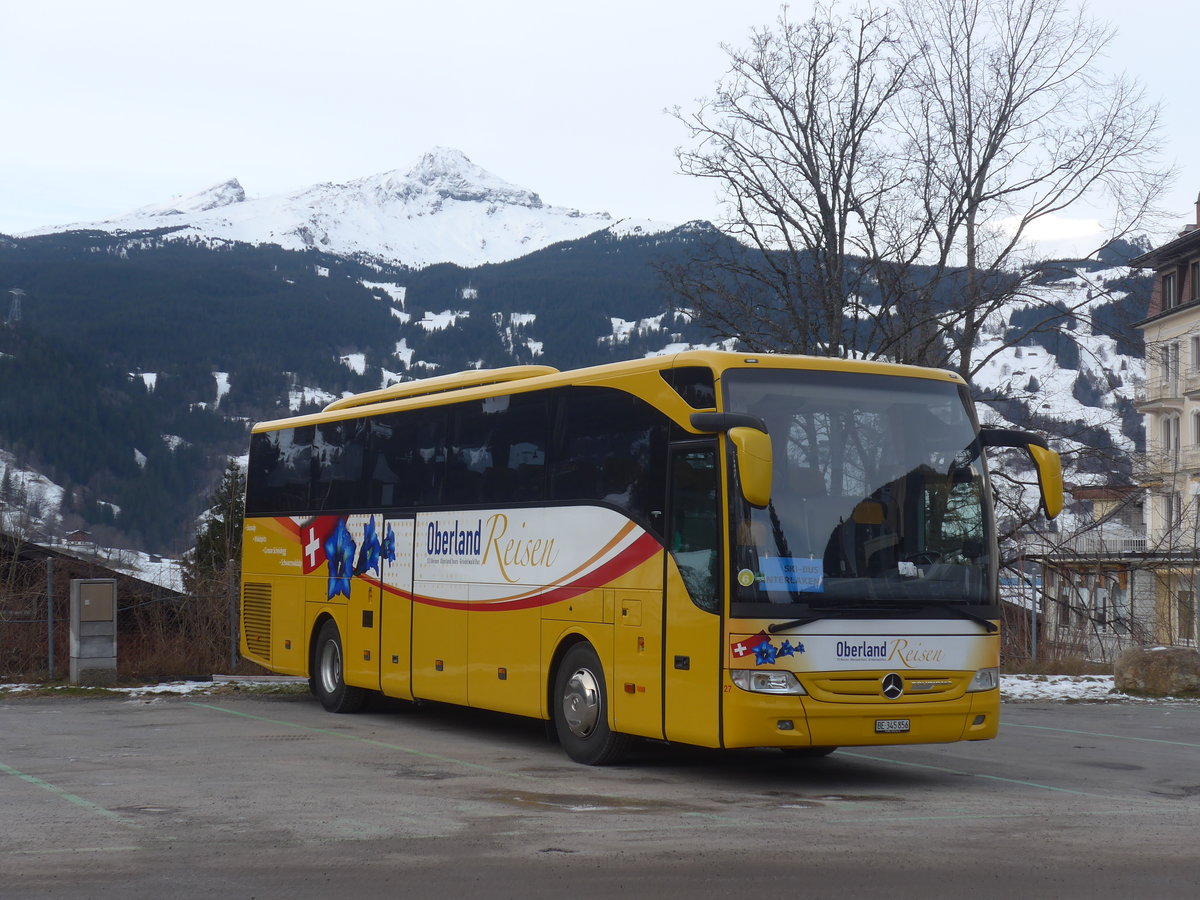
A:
[767, 605, 901, 633]
[768, 601, 997, 634]
[768, 615, 823, 633]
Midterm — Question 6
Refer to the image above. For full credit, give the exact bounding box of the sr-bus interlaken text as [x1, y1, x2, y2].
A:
[239, 350, 1062, 764]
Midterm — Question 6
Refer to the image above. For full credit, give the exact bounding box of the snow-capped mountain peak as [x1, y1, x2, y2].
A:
[22, 149, 666, 268]
[120, 178, 246, 219]
[398, 147, 543, 209]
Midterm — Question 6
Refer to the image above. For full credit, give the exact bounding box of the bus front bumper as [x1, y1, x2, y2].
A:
[722, 689, 1000, 749]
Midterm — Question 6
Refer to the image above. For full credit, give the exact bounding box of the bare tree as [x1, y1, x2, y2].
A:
[669, 0, 1170, 377]
[667, 3, 911, 356]
[891, 0, 1171, 380]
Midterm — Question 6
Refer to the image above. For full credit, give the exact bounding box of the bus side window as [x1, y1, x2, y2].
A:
[312, 419, 370, 512]
[488, 393, 549, 504]
[369, 409, 447, 508]
[254, 425, 313, 514]
[669, 448, 720, 612]
[550, 387, 668, 532]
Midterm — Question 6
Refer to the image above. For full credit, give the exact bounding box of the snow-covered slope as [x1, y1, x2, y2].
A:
[22, 148, 671, 268]
[972, 265, 1144, 465]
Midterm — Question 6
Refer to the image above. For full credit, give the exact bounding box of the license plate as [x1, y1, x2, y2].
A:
[875, 719, 911, 734]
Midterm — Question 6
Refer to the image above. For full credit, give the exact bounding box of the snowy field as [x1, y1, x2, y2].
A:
[0, 674, 1195, 703]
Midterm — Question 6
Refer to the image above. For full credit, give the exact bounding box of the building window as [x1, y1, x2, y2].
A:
[1057, 592, 1071, 627]
[1160, 341, 1181, 393]
[1161, 414, 1180, 458]
[1191, 334, 1200, 370]
[1164, 271, 1179, 310]
[1178, 590, 1195, 643]
[1192, 411, 1200, 446]
[1191, 260, 1200, 303]
[1164, 490, 1184, 529]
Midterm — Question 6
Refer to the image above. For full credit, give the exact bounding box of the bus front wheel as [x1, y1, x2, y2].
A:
[312, 620, 367, 713]
[553, 643, 631, 766]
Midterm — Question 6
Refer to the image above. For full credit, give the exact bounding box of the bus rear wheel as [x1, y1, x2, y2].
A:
[312, 620, 367, 713]
[553, 643, 631, 766]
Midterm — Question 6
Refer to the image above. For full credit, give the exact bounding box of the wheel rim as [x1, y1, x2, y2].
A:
[562, 666, 601, 738]
[319, 639, 342, 696]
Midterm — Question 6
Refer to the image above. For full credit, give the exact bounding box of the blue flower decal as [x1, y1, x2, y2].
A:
[754, 641, 779, 666]
[777, 640, 806, 657]
[325, 518, 357, 600]
[355, 515, 383, 576]
[382, 523, 396, 564]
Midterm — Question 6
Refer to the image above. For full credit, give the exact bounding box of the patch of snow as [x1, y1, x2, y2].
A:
[213, 372, 230, 407]
[394, 339, 414, 368]
[0, 676, 304, 697]
[340, 353, 366, 376]
[996, 673, 1195, 703]
[362, 280, 407, 307]
[289, 385, 338, 411]
[0, 449, 65, 535]
[645, 338, 740, 357]
[605, 217, 675, 238]
[418, 310, 469, 332]
[133, 449, 147, 469]
[600, 314, 666, 347]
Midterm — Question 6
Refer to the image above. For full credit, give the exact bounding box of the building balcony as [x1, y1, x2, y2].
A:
[1137, 376, 1184, 410]
[1051, 534, 1148, 556]
[1184, 370, 1200, 398]
[1142, 449, 1199, 480]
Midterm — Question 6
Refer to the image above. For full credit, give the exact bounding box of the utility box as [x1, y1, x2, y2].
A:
[70, 579, 118, 685]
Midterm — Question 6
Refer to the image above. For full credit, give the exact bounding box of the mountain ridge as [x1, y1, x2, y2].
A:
[19, 148, 673, 268]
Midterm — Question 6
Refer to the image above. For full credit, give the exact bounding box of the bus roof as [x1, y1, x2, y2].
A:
[250, 349, 965, 433]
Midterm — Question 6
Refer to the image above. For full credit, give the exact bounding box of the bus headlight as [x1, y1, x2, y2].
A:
[966, 667, 999, 692]
[730, 669, 807, 695]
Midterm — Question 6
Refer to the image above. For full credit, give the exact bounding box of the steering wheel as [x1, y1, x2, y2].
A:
[902, 550, 941, 565]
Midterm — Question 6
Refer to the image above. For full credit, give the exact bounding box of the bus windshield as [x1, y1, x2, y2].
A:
[723, 367, 993, 617]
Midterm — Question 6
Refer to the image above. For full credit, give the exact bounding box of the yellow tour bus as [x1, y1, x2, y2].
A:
[240, 350, 1062, 764]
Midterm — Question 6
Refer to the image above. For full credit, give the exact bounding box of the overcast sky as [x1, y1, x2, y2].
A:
[2, 0, 1197, 251]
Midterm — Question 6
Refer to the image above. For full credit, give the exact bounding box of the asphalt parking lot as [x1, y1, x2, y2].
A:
[2, 689, 1199, 899]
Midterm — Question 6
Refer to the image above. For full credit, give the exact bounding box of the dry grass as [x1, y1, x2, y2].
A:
[1002, 655, 1112, 676]
[118, 585, 270, 679]
[1, 579, 269, 681]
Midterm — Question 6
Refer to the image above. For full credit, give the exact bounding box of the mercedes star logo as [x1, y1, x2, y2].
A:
[881, 673, 904, 699]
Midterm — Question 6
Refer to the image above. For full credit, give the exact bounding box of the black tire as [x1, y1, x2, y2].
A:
[311, 619, 367, 713]
[781, 746, 838, 758]
[553, 642, 631, 766]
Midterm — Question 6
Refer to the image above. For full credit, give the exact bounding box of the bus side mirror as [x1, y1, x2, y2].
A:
[1028, 443, 1063, 520]
[729, 426, 772, 509]
[977, 428, 1063, 520]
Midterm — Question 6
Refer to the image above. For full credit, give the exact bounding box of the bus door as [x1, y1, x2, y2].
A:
[663, 444, 723, 746]
[379, 516, 416, 700]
